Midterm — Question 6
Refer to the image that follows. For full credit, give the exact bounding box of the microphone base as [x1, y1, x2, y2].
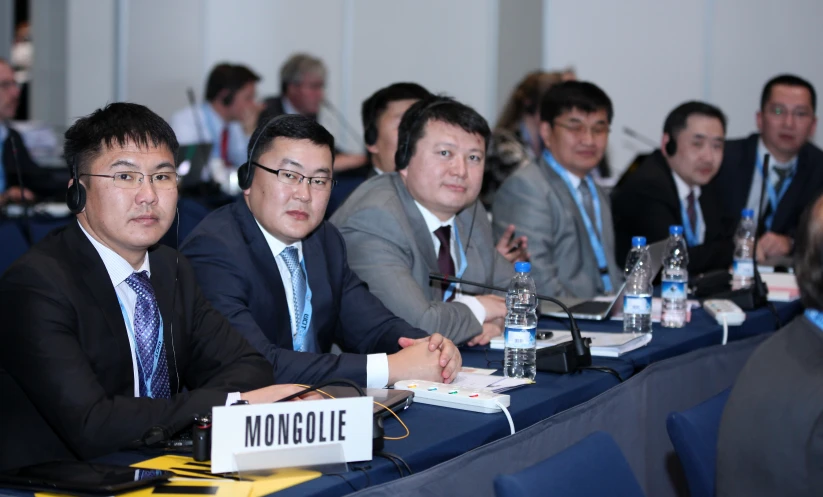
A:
[536, 340, 593, 374]
[708, 284, 769, 311]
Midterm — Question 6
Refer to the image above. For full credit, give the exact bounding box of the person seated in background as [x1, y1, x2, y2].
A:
[0, 57, 53, 206]
[716, 193, 823, 497]
[612, 101, 735, 274]
[482, 70, 568, 208]
[331, 96, 527, 346]
[169, 63, 262, 170]
[0, 103, 313, 472]
[493, 81, 622, 298]
[353, 82, 432, 179]
[259, 53, 365, 172]
[181, 114, 461, 387]
[708, 74, 823, 263]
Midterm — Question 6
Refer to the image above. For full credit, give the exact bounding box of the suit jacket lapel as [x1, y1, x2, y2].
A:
[772, 143, 813, 231]
[233, 200, 294, 349]
[147, 248, 180, 394]
[301, 231, 331, 351]
[392, 174, 439, 271]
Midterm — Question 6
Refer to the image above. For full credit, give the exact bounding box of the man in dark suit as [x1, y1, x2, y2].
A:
[612, 101, 735, 274]
[716, 193, 823, 496]
[181, 115, 461, 388]
[0, 103, 314, 471]
[708, 74, 823, 263]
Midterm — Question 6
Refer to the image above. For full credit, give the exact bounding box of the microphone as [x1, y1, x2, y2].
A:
[186, 88, 209, 146]
[429, 273, 592, 373]
[321, 99, 365, 152]
[622, 126, 658, 149]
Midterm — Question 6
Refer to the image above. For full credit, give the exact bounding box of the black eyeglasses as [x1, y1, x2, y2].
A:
[253, 163, 337, 191]
[80, 171, 179, 190]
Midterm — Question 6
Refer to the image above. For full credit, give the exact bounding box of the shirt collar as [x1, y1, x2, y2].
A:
[757, 137, 798, 170]
[77, 220, 150, 287]
[282, 97, 300, 116]
[562, 168, 584, 189]
[254, 218, 303, 261]
[372, 166, 384, 176]
[670, 169, 701, 202]
[413, 200, 455, 233]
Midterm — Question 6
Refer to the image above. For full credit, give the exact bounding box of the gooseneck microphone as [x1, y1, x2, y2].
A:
[622, 126, 658, 149]
[429, 273, 592, 373]
[186, 88, 209, 146]
[321, 99, 365, 151]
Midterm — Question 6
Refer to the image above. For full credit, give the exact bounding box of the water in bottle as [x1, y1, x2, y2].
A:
[661, 225, 689, 328]
[732, 209, 756, 290]
[504, 262, 538, 380]
[623, 241, 652, 334]
[624, 236, 647, 278]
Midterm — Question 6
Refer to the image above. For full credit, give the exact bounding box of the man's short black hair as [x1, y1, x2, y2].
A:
[64, 102, 179, 177]
[540, 81, 614, 125]
[795, 193, 823, 310]
[663, 101, 727, 141]
[394, 95, 491, 170]
[761, 74, 817, 113]
[205, 63, 260, 105]
[248, 114, 335, 165]
[361, 82, 431, 145]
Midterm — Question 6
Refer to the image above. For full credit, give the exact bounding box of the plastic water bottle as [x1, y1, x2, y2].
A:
[623, 241, 652, 334]
[732, 209, 756, 290]
[504, 262, 537, 380]
[624, 236, 647, 277]
[661, 225, 690, 328]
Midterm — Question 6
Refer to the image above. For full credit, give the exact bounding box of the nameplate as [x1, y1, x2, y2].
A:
[210, 397, 373, 473]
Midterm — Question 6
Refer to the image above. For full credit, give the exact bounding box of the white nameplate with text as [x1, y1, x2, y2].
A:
[210, 397, 373, 473]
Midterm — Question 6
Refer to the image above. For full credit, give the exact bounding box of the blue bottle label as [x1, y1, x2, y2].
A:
[623, 295, 652, 315]
[661, 281, 686, 300]
[505, 326, 536, 349]
[733, 259, 754, 278]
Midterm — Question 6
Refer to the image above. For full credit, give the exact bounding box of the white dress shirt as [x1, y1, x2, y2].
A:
[412, 201, 487, 325]
[168, 103, 249, 168]
[745, 138, 798, 228]
[281, 97, 300, 116]
[79, 222, 241, 405]
[671, 171, 706, 244]
[254, 220, 390, 388]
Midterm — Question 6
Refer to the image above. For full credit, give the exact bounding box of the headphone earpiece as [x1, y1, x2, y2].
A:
[237, 161, 254, 190]
[364, 124, 378, 146]
[665, 137, 677, 157]
[66, 163, 86, 214]
[222, 90, 234, 107]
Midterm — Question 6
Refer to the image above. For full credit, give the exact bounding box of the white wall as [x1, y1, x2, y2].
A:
[544, 0, 823, 178]
[67, 0, 115, 123]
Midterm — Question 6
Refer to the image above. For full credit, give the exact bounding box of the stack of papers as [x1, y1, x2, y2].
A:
[761, 273, 800, 302]
[452, 371, 533, 393]
[490, 330, 652, 358]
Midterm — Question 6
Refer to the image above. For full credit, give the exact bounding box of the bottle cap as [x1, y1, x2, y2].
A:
[631, 236, 647, 247]
[669, 225, 684, 235]
[515, 262, 531, 273]
[742, 208, 754, 218]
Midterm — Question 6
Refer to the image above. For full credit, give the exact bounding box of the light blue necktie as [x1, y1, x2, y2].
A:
[281, 247, 311, 351]
[125, 271, 170, 399]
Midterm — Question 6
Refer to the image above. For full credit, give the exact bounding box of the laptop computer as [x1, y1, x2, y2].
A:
[176, 143, 213, 188]
[540, 239, 667, 320]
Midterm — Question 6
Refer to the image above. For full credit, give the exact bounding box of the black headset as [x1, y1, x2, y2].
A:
[394, 99, 454, 171]
[664, 135, 677, 156]
[363, 94, 379, 146]
[66, 159, 86, 214]
[236, 114, 291, 190]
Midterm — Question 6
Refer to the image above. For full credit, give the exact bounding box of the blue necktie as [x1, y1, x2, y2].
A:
[125, 271, 171, 399]
[281, 247, 311, 352]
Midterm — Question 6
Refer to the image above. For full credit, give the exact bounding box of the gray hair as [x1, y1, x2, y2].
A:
[280, 53, 326, 94]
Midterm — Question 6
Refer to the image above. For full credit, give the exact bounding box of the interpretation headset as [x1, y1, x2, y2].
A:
[237, 114, 291, 190]
[394, 99, 455, 171]
[66, 158, 86, 214]
[665, 135, 677, 157]
[363, 94, 379, 146]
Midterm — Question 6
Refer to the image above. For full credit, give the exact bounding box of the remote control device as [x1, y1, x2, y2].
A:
[393, 380, 510, 414]
[704, 299, 746, 326]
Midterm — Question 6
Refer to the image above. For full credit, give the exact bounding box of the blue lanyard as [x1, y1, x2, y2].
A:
[679, 195, 703, 247]
[117, 296, 165, 398]
[442, 222, 469, 302]
[756, 154, 795, 231]
[292, 259, 314, 352]
[202, 104, 223, 159]
[544, 151, 613, 292]
[805, 309, 823, 332]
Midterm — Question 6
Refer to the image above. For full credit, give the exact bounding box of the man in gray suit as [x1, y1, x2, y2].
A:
[332, 96, 525, 346]
[716, 194, 823, 497]
[493, 81, 622, 298]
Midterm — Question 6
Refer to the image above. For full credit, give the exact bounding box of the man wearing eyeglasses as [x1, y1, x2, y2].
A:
[708, 74, 823, 263]
[0, 57, 41, 206]
[0, 103, 316, 471]
[181, 114, 462, 388]
[493, 81, 622, 298]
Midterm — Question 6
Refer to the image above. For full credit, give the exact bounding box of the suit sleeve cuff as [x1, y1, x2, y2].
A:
[366, 353, 389, 388]
[225, 392, 242, 406]
[453, 295, 486, 325]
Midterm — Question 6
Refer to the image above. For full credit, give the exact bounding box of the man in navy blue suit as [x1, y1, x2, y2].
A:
[181, 115, 461, 388]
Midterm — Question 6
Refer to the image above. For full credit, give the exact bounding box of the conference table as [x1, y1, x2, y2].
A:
[0, 301, 801, 497]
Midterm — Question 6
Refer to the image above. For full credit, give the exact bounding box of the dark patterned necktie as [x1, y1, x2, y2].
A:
[434, 226, 456, 300]
[686, 191, 697, 233]
[125, 271, 170, 399]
